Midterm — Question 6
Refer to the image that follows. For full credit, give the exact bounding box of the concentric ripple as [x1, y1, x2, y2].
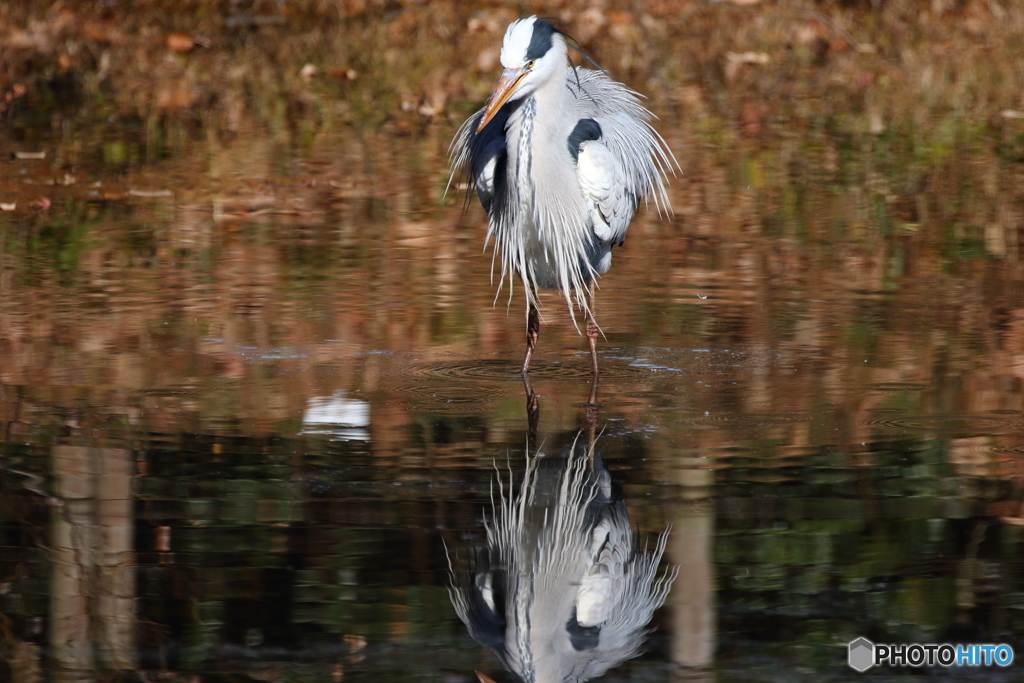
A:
[860, 414, 1018, 434]
[395, 383, 501, 415]
[393, 384, 505, 402]
[747, 400, 840, 414]
[948, 441, 1024, 461]
[864, 382, 932, 392]
[695, 412, 815, 427]
[130, 387, 201, 396]
[414, 358, 644, 381]
[989, 444, 1024, 456]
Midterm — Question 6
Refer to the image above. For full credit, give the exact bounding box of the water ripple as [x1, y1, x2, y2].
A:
[860, 414, 1018, 433]
[414, 358, 644, 381]
[695, 412, 815, 427]
[392, 383, 502, 415]
[864, 382, 932, 391]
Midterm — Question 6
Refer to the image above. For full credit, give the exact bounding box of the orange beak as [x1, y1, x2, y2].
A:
[476, 68, 526, 132]
[475, 672, 496, 683]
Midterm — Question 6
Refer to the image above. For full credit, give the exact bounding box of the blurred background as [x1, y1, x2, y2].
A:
[2, 1, 1024, 681]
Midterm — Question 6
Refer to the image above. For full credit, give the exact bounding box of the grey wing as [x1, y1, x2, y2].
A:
[570, 69, 676, 228]
[577, 135, 635, 247]
[449, 108, 509, 215]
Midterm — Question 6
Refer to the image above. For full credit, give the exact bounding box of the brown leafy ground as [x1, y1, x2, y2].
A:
[2, 1, 1023, 140]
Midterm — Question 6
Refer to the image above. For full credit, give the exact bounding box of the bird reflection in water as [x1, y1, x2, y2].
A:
[448, 390, 676, 682]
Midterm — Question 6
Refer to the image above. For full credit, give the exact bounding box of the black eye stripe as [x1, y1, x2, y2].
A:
[524, 19, 556, 61]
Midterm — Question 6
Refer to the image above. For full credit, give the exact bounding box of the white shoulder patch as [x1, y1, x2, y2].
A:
[577, 141, 634, 246]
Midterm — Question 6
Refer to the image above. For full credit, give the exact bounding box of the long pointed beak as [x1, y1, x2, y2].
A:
[476, 68, 525, 132]
[475, 672, 496, 683]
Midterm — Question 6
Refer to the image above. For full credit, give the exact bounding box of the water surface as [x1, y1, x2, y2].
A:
[4, 5, 1024, 682]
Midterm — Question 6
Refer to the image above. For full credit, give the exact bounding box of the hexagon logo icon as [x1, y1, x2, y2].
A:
[848, 637, 875, 672]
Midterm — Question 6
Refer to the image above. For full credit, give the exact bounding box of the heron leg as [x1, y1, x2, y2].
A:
[524, 377, 539, 455]
[522, 302, 539, 375]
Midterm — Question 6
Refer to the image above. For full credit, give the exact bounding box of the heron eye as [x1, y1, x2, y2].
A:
[525, 60, 536, 70]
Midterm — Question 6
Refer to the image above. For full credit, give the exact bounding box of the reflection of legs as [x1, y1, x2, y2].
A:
[585, 284, 600, 436]
[522, 302, 539, 376]
[586, 284, 600, 406]
[524, 376, 539, 455]
[585, 397, 597, 464]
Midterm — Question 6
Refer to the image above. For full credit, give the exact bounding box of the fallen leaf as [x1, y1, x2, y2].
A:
[326, 68, 358, 81]
[725, 52, 769, 83]
[128, 189, 174, 198]
[167, 33, 197, 54]
[726, 51, 771, 65]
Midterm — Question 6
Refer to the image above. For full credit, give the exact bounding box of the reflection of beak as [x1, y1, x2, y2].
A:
[476, 68, 525, 132]
[475, 672, 496, 683]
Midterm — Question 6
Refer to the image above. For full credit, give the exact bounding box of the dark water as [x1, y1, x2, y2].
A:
[4, 47, 1024, 683]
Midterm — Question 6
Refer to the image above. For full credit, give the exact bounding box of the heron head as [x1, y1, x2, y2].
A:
[476, 17, 565, 132]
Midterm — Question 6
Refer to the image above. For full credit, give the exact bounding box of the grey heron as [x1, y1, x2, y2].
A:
[448, 434, 676, 683]
[450, 16, 676, 380]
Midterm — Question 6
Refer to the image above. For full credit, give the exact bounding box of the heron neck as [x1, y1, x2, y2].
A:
[530, 61, 572, 142]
